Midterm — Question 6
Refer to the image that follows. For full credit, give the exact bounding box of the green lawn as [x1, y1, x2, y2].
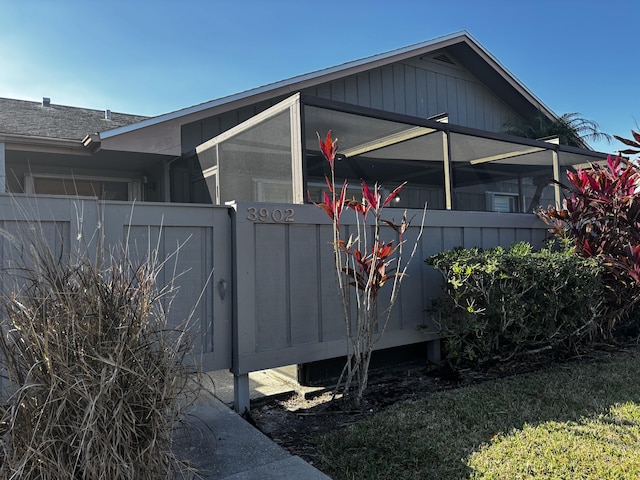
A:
[316, 348, 640, 479]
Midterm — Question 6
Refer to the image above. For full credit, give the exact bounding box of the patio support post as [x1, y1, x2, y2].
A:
[442, 131, 452, 210]
[427, 339, 441, 364]
[0, 143, 5, 193]
[290, 97, 304, 204]
[551, 149, 561, 209]
[233, 373, 250, 414]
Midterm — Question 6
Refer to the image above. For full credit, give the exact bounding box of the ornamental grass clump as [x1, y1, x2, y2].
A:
[0, 232, 198, 479]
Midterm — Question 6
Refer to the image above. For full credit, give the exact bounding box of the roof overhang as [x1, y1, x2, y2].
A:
[0, 133, 89, 155]
[95, 31, 557, 143]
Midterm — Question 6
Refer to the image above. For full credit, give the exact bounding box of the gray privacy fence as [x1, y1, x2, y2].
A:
[0, 195, 549, 412]
[0, 195, 233, 375]
[230, 202, 548, 411]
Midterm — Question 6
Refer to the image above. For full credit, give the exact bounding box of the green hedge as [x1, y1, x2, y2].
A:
[426, 242, 606, 364]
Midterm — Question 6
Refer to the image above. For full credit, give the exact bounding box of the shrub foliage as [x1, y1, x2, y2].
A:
[427, 242, 605, 364]
[537, 151, 640, 330]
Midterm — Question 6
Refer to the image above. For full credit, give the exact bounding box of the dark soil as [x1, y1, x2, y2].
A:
[250, 360, 452, 465]
[249, 344, 630, 468]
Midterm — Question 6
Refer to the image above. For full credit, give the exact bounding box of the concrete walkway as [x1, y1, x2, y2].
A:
[173, 368, 331, 479]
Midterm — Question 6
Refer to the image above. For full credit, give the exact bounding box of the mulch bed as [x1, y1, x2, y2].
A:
[247, 344, 627, 467]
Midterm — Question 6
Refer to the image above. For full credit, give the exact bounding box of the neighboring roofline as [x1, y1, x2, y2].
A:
[98, 31, 557, 141]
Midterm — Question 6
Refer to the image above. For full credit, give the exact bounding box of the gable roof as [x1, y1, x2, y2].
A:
[0, 97, 148, 142]
[98, 31, 556, 142]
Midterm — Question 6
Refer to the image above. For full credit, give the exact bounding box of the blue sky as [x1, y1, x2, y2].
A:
[0, 0, 637, 154]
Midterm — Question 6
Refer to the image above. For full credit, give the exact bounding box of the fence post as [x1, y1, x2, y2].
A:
[233, 373, 250, 414]
[427, 339, 441, 364]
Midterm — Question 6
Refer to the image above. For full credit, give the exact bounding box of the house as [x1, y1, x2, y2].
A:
[0, 31, 609, 404]
[0, 31, 606, 212]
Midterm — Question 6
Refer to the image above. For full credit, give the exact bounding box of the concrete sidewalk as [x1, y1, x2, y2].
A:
[173, 368, 331, 479]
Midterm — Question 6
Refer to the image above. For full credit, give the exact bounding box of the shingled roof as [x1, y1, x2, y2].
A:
[0, 97, 149, 141]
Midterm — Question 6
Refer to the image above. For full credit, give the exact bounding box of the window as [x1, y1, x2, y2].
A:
[487, 192, 519, 213]
[26, 174, 141, 201]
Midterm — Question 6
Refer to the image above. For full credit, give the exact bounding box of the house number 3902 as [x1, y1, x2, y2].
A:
[246, 207, 295, 223]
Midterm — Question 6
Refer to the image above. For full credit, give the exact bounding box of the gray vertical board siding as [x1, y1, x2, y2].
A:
[356, 73, 371, 108]
[361, 60, 519, 131]
[446, 76, 458, 123]
[231, 202, 547, 375]
[456, 77, 468, 126]
[232, 203, 258, 373]
[289, 224, 321, 345]
[182, 122, 203, 154]
[0, 198, 232, 373]
[481, 228, 500, 247]
[318, 223, 345, 342]
[255, 223, 289, 351]
[316, 83, 332, 101]
[0, 196, 550, 381]
[344, 76, 358, 105]
[238, 105, 257, 123]
[387, 219, 426, 332]
[381, 65, 395, 111]
[426, 70, 438, 117]
[100, 202, 232, 371]
[0, 197, 94, 396]
[466, 81, 478, 128]
[220, 110, 239, 134]
[404, 65, 417, 117]
[393, 65, 405, 113]
[499, 227, 517, 247]
[184, 55, 527, 154]
[443, 226, 464, 249]
[416, 68, 428, 118]
[369, 69, 383, 110]
[202, 116, 222, 141]
[463, 227, 482, 248]
[436, 73, 448, 115]
[330, 79, 346, 103]
[421, 226, 446, 334]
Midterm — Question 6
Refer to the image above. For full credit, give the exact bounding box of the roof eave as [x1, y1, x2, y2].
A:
[98, 31, 557, 140]
[455, 33, 556, 121]
[1, 133, 85, 151]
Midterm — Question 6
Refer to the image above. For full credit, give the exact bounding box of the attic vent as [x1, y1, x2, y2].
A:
[42, 97, 51, 107]
[105, 109, 112, 120]
[432, 54, 455, 65]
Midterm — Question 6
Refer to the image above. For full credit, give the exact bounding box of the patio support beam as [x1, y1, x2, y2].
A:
[468, 147, 545, 165]
[233, 373, 250, 414]
[341, 126, 437, 158]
